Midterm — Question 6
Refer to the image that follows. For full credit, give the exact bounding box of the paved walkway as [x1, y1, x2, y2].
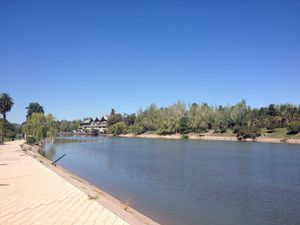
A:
[0, 140, 131, 225]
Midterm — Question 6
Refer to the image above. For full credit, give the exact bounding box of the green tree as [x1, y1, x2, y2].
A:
[22, 113, 56, 143]
[129, 123, 144, 135]
[70, 120, 80, 131]
[234, 125, 261, 140]
[136, 104, 160, 132]
[158, 101, 186, 134]
[26, 102, 44, 119]
[267, 104, 276, 116]
[109, 121, 127, 135]
[108, 113, 123, 126]
[188, 103, 214, 132]
[178, 116, 190, 134]
[230, 100, 249, 126]
[0, 93, 14, 142]
[0, 93, 14, 120]
[46, 114, 56, 141]
[123, 114, 136, 126]
[111, 108, 116, 115]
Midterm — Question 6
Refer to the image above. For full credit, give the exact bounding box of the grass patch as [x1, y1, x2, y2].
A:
[261, 128, 300, 139]
[290, 132, 300, 139]
[261, 128, 289, 138]
[212, 129, 236, 137]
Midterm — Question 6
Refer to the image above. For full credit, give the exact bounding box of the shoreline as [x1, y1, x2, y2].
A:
[20, 141, 160, 225]
[115, 133, 300, 145]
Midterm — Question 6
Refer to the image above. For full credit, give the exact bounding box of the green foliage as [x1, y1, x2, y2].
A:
[178, 116, 190, 134]
[46, 114, 56, 139]
[26, 102, 44, 119]
[104, 101, 300, 138]
[181, 134, 189, 139]
[156, 101, 186, 135]
[188, 103, 215, 132]
[107, 109, 123, 126]
[123, 114, 136, 126]
[5, 122, 17, 140]
[109, 122, 127, 135]
[129, 123, 144, 135]
[22, 113, 56, 143]
[0, 119, 20, 142]
[55, 119, 80, 132]
[267, 104, 276, 116]
[0, 93, 14, 142]
[265, 119, 276, 132]
[0, 93, 14, 120]
[26, 136, 36, 144]
[230, 100, 248, 126]
[136, 104, 160, 131]
[17, 99, 299, 141]
[287, 121, 300, 134]
[234, 125, 261, 140]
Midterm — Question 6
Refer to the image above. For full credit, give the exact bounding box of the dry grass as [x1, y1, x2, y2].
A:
[122, 199, 133, 211]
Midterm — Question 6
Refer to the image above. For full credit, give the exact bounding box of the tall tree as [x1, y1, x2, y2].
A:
[0, 93, 14, 143]
[26, 102, 44, 119]
[22, 112, 56, 143]
[0, 93, 14, 120]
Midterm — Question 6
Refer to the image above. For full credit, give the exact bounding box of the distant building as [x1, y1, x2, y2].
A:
[79, 116, 108, 134]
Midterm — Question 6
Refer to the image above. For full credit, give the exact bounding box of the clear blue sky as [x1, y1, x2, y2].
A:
[1, 0, 299, 123]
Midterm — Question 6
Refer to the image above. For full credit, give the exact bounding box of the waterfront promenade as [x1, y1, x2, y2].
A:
[0, 140, 156, 225]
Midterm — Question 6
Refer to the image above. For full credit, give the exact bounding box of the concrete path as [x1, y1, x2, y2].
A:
[0, 140, 131, 225]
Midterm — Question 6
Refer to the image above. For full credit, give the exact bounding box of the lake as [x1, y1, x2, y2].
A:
[42, 136, 300, 225]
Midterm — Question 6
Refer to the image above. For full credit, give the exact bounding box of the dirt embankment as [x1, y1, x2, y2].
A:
[117, 133, 300, 144]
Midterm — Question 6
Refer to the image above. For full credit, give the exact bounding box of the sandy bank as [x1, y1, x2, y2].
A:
[117, 133, 300, 144]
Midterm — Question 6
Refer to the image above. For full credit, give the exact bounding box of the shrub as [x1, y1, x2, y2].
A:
[235, 126, 261, 140]
[181, 134, 189, 139]
[130, 123, 145, 135]
[26, 136, 36, 144]
[220, 127, 227, 133]
[157, 128, 173, 135]
[178, 116, 190, 134]
[109, 122, 127, 135]
[266, 122, 276, 133]
[287, 121, 300, 134]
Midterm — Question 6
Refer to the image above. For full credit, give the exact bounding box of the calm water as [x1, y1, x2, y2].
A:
[42, 137, 300, 225]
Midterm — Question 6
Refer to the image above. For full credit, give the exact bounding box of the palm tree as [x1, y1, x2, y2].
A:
[0, 93, 14, 143]
[26, 102, 44, 119]
[0, 93, 14, 120]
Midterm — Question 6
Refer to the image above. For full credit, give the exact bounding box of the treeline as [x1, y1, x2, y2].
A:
[0, 95, 80, 144]
[21, 103, 81, 143]
[1, 91, 300, 143]
[108, 100, 300, 139]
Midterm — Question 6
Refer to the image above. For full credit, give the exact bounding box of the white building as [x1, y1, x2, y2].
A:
[79, 116, 108, 134]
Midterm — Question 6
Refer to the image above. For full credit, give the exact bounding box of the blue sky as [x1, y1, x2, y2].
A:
[1, 0, 299, 123]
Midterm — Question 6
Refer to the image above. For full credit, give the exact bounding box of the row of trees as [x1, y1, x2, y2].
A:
[0, 93, 82, 144]
[21, 103, 81, 143]
[0, 94, 54, 143]
[1, 92, 300, 143]
[107, 101, 300, 139]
